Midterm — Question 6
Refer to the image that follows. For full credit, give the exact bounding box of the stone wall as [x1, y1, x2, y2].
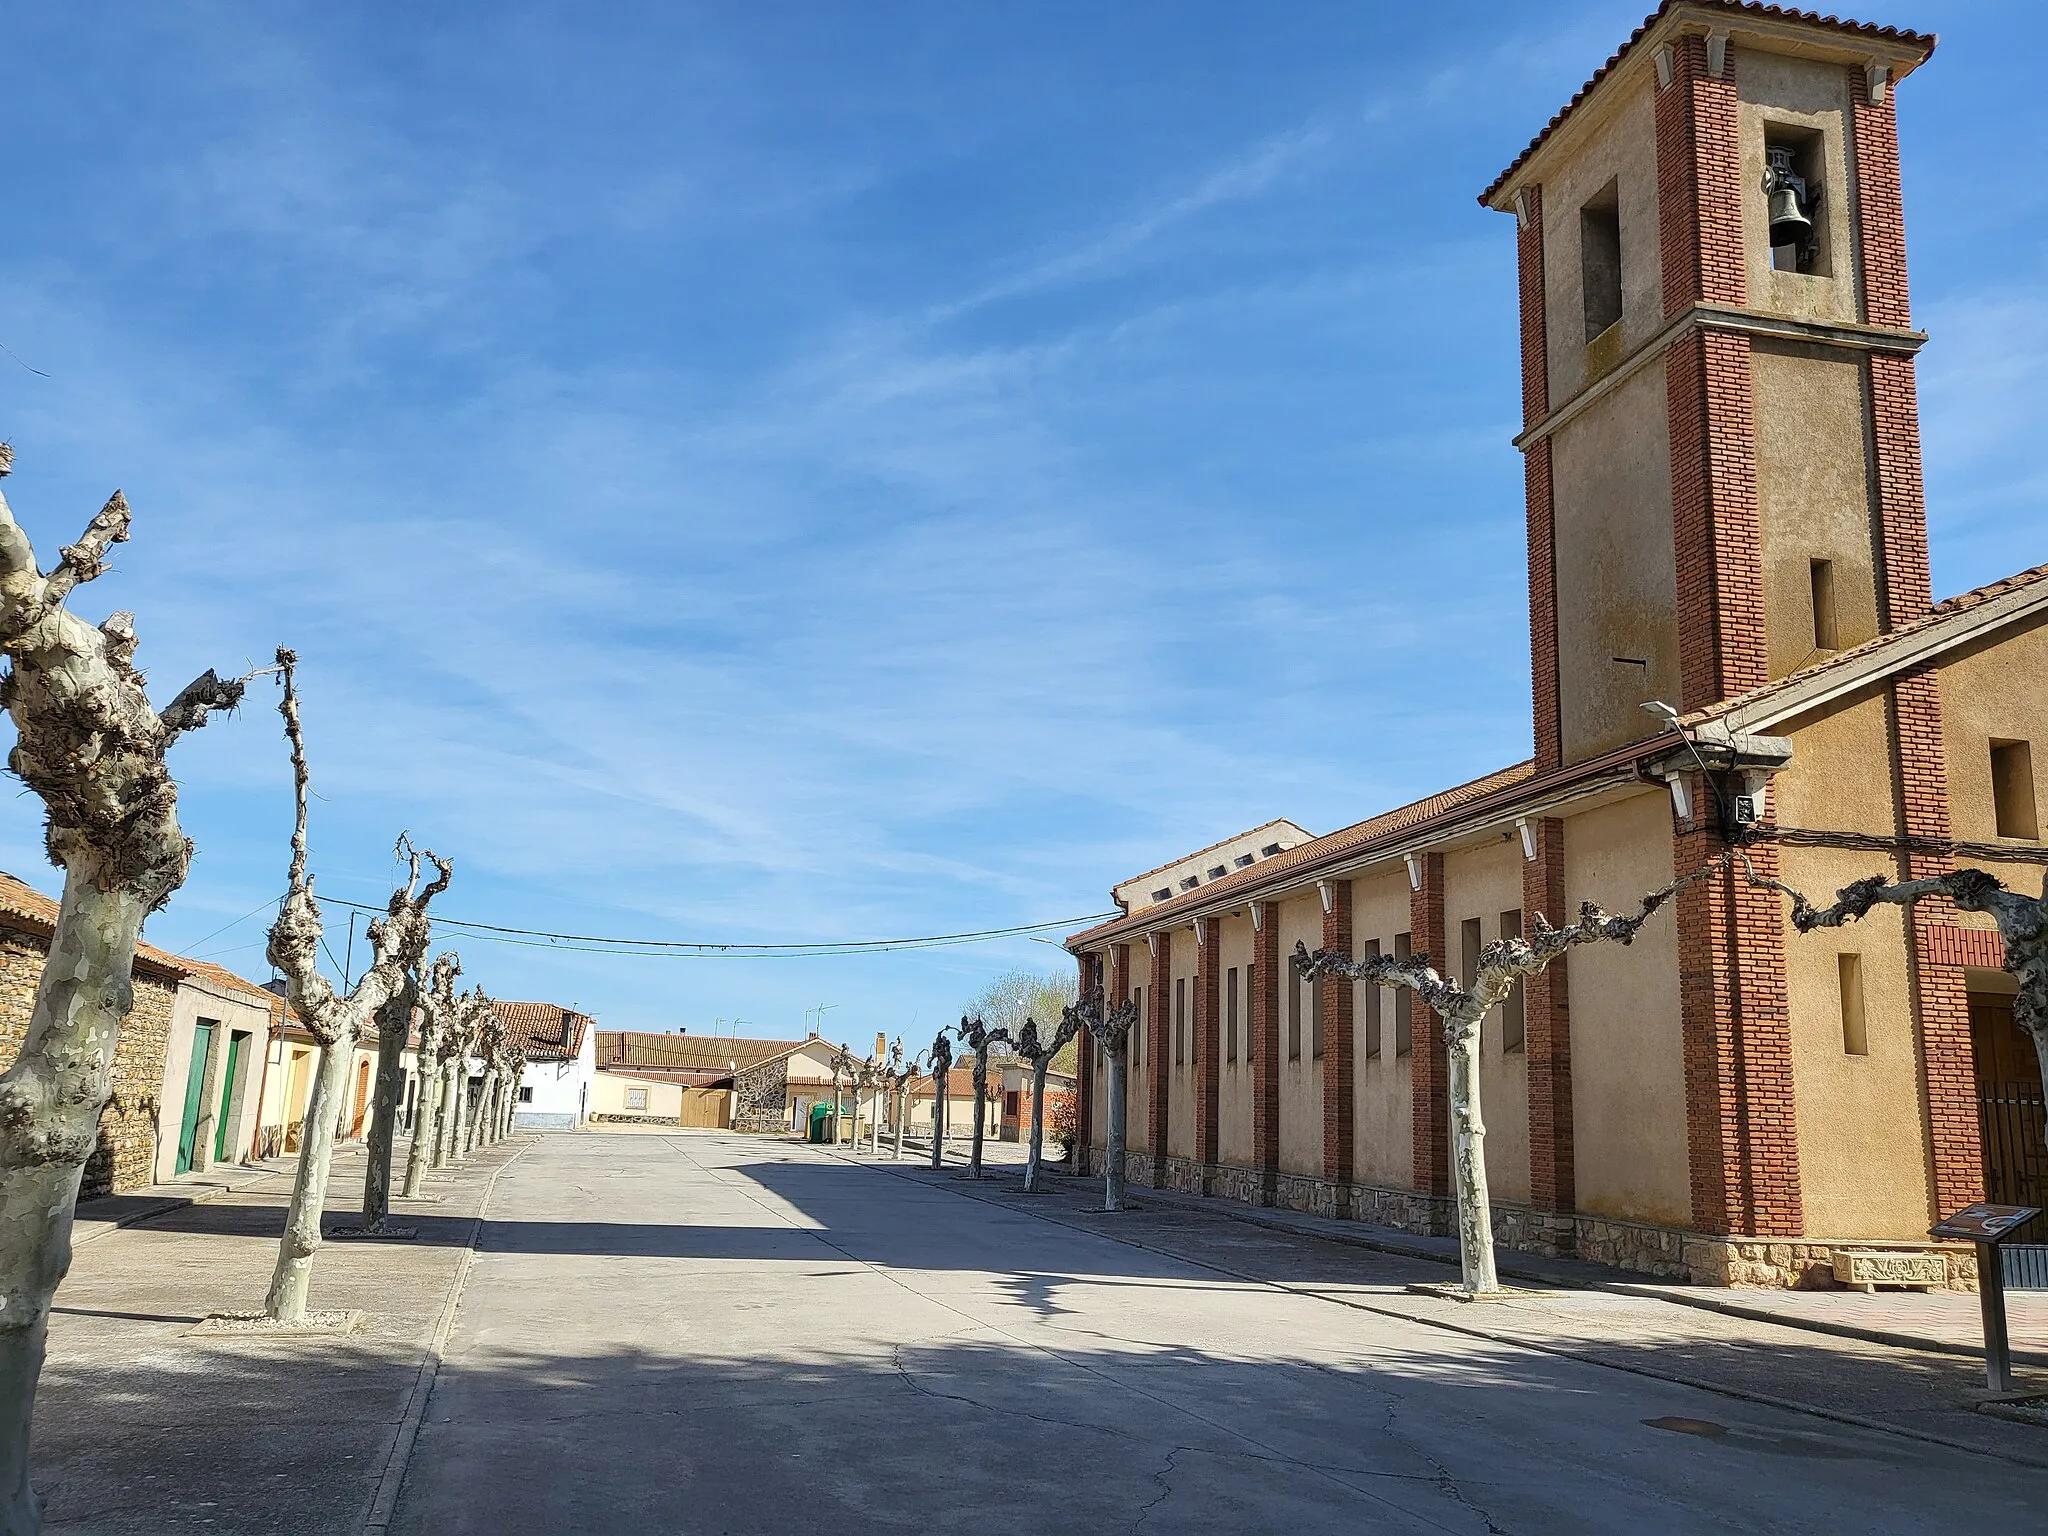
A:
[0, 922, 182, 1199]
[735, 1056, 790, 1133]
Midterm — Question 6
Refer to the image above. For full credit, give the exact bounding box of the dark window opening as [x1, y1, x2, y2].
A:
[1499, 910, 1525, 1053]
[1362, 939, 1382, 1059]
[1993, 740, 2039, 840]
[1287, 955, 1302, 1062]
[1394, 933, 1413, 1057]
[1580, 182, 1623, 343]
[1225, 966, 1239, 1063]
[1174, 977, 1186, 1066]
[1810, 558, 1839, 652]
[1310, 973, 1325, 1061]
[1839, 953, 1868, 1055]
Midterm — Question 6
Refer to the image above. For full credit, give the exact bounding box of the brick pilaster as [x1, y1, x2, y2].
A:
[1320, 881, 1355, 1189]
[1146, 932, 1172, 1178]
[1074, 951, 1097, 1150]
[1250, 902, 1281, 1197]
[1891, 669, 1985, 1216]
[1522, 817, 1575, 1212]
[1655, 31, 1746, 316]
[1847, 63, 1910, 331]
[1194, 917, 1221, 1174]
[1110, 943, 1132, 1154]
[1677, 819, 1802, 1236]
[1408, 854, 1450, 1201]
[1516, 184, 1562, 774]
[1666, 328, 1767, 710]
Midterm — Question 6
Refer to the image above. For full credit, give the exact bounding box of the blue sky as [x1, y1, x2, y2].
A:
[0, 1, 2040, 1043]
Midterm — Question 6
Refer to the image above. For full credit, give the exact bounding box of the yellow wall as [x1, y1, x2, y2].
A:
[1277, 893, 1323, 1177]
[1350, 869, 1414, 1189]
[1753, 344, 1880, 677]
[1550, 363, 1680, 763]
[1564, 791, 1692, 1225]
[1167, 928, 1198, 1161]
[1771, 688, 1896, 833]
[1218, 915, 1256, 1168]
[1445, 836, 1532, 1205]
[1941, 617, 2048, 880]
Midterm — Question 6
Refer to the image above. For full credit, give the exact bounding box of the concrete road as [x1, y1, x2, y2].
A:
[390, 1134, 2045, 1535]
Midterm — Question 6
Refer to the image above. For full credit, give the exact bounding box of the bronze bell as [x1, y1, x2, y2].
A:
[1764, 145, 1812, 248]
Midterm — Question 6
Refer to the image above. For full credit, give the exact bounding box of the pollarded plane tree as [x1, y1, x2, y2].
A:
[926, 1029, 954, 1170]
[263, 650, 452, 1324]
[1014, 1007, 1081, 1194]
[954, 1015, 1012, 1179]
[500, 1042, 526, 1138]
[400, 953, 460, 1198]
[1749, 861, 2048, 1151]
[1296, 856, 1728, 1296]
[444, 987, 492, 1163]
[0, 449, 252, 1536]
[362, 950, 424, 1232]
[829, 1047, 851, 1147]
[471, 1002, 506, 1154]
[887, 1039, 920, 1160]
[1067, 993, 1139, 1212]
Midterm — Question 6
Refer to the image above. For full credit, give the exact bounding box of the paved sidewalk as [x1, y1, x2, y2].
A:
[833, 1143, 2048, 1462]
[33, 1135, 531, 1534]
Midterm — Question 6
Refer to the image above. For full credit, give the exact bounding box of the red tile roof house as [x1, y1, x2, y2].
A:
[500, 1001, 598, 1130]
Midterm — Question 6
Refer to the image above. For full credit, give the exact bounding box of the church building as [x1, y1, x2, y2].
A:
[1066, 0, 2047, 1288]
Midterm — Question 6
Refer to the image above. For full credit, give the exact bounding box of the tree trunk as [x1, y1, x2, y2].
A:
[1104, 1049, 1128, 1213]
[929, 1084, 946, 1170]
[0, 875, 149, 1533]
[892, 1083, 906, 1159]
[1443, 1008, 1498, 1295]
[401, 1057, 437, 1199]
[449, 1059, 470, 1162]
[361, 1006, 410, 1230]
[968, 1062, 988, 1178]
[431, 1062, 455, 1168]
[869, 1090, 881, 1154]
[1023, 1059, 1051, 1194]
[265, 1034, 353, 1323]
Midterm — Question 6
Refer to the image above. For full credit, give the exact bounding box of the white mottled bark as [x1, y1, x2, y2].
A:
[1300, 857, 1724, 1295]
[926, 1031, 952, 1170]
[361, 971, 417, 1230]
[1067, 995, 1136, 1213]
[1015, 1009, 1080, 1195]
[0, 451, 249, 1536]
[399, 970, 446, 1200]
[262, 654, 449, 1324]
[955, 1016, 1010, 1180]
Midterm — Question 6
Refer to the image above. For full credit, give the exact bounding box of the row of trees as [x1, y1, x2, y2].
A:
[0, 464, 527, 1533]
[1074, 852, 2048, 1300]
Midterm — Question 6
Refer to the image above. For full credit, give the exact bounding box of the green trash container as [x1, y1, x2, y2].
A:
[808, 1103, 834, 1144]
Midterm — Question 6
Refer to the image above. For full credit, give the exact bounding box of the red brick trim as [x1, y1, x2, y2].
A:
[1667, 328, 1767, 709]
[1522, 817, 1574, 1212]
[1847, 63, 1909, 331]
[1074, 950, 1096, 1144]
[1320, 882, 1355, 1187]
[1868, 352, 1932, 627]
[1655, 32, 1747, 317]
[1517, 184, 1549, 425]
[1926, 925, 2004, 970]
[1251, 902, 1281, 1189]
[1147, 932, 1172, 1174]
[1110, 943, 1131, 1149]
[1891, 669, 1985, 1215]
[1194, 917, 1221, 1171]
[1677, 822, 1802, 1236]
[1526, 439, 1562, 774]
[1409, 854, 1450, 1200]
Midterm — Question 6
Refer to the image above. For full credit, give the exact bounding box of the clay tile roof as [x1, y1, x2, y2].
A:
[1066, 760, 1535, 948]
[494, 1000, 596, 1062]
[177, 957, 285, 1009]
[0, 870, 190, 982]
[1477, 1, 1936, 207]
[596, 1029, 805, 1073]
[908, 1067, 980, 1097]
[1686, 561, 2048, 726]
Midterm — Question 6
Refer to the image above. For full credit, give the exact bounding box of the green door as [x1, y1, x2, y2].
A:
[212, 1032, 246, 1164]
[174, 1022, 214, 1176]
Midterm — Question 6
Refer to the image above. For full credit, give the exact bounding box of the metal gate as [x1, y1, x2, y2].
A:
[1979, 1081, 2048, 1210]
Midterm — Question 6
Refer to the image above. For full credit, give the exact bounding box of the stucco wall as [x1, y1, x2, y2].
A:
[1276, 894, 1322, 1177]
[1564, 791, 1691, 1226]
[1772, 689, 1897, 833]
[154, 977, 273, 1180]
[1550, 363, 1680, 763]
[1940, 616, 2048, 869]
[1735, 48, 1858, 325]
[1350, 869, 1413, 1189]
[1776, 842, 1931, 1238]
[590, 1071, 687, 1119]
[1753, 342, 1879, 677]
[1167, 929, 1198, 1161]
[1218, 916, 1256, 1168]
[1539, 71, 1664, 402]
[1445, 837, 1531, 1205]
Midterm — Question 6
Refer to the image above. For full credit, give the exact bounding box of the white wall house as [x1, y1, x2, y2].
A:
[501, 1000, 597, 1130]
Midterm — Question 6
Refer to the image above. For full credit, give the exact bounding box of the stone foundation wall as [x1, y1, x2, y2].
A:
[0, 924, 181, 1199]
[1078, 1140, 1974, 1289]
[593, 1113, 682, 1127]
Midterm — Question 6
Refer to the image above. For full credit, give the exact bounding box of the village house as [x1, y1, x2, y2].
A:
[502, 1000, 598, 1130]
[1067, 0, 2047, 1289]
[595, 1028, 898, 1134]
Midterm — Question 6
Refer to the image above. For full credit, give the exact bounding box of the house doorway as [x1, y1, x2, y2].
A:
[1972, 993, 2047, 1210]
[349, 1058, 372, 1139]
[174, 1021, 215, 1175]
[212, 1030, 248, 1165]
